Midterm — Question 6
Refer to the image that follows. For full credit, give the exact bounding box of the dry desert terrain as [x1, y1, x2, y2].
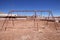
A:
[0, 18, 60, 40]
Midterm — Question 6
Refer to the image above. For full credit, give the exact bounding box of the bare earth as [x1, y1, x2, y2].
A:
[0, 19, 60, 40]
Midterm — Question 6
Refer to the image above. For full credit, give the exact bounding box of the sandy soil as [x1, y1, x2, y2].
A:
[0, 19, 60, 40]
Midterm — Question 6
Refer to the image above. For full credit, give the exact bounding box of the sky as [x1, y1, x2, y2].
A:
[0, 0, 60, 16]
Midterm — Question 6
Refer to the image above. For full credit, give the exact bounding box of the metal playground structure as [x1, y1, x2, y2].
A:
[0, 10, 59, 31]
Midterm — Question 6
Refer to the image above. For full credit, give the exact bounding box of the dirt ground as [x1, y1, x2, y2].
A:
[0, 19, 60, 40]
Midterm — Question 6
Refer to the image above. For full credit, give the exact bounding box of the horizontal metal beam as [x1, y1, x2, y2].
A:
[9, 10, 51, 12]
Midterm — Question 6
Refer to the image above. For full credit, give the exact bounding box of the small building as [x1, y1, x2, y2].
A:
[0, 12, 17, 16]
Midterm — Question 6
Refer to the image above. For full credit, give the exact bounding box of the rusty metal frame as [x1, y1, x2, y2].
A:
[0, 10, 59, 31]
